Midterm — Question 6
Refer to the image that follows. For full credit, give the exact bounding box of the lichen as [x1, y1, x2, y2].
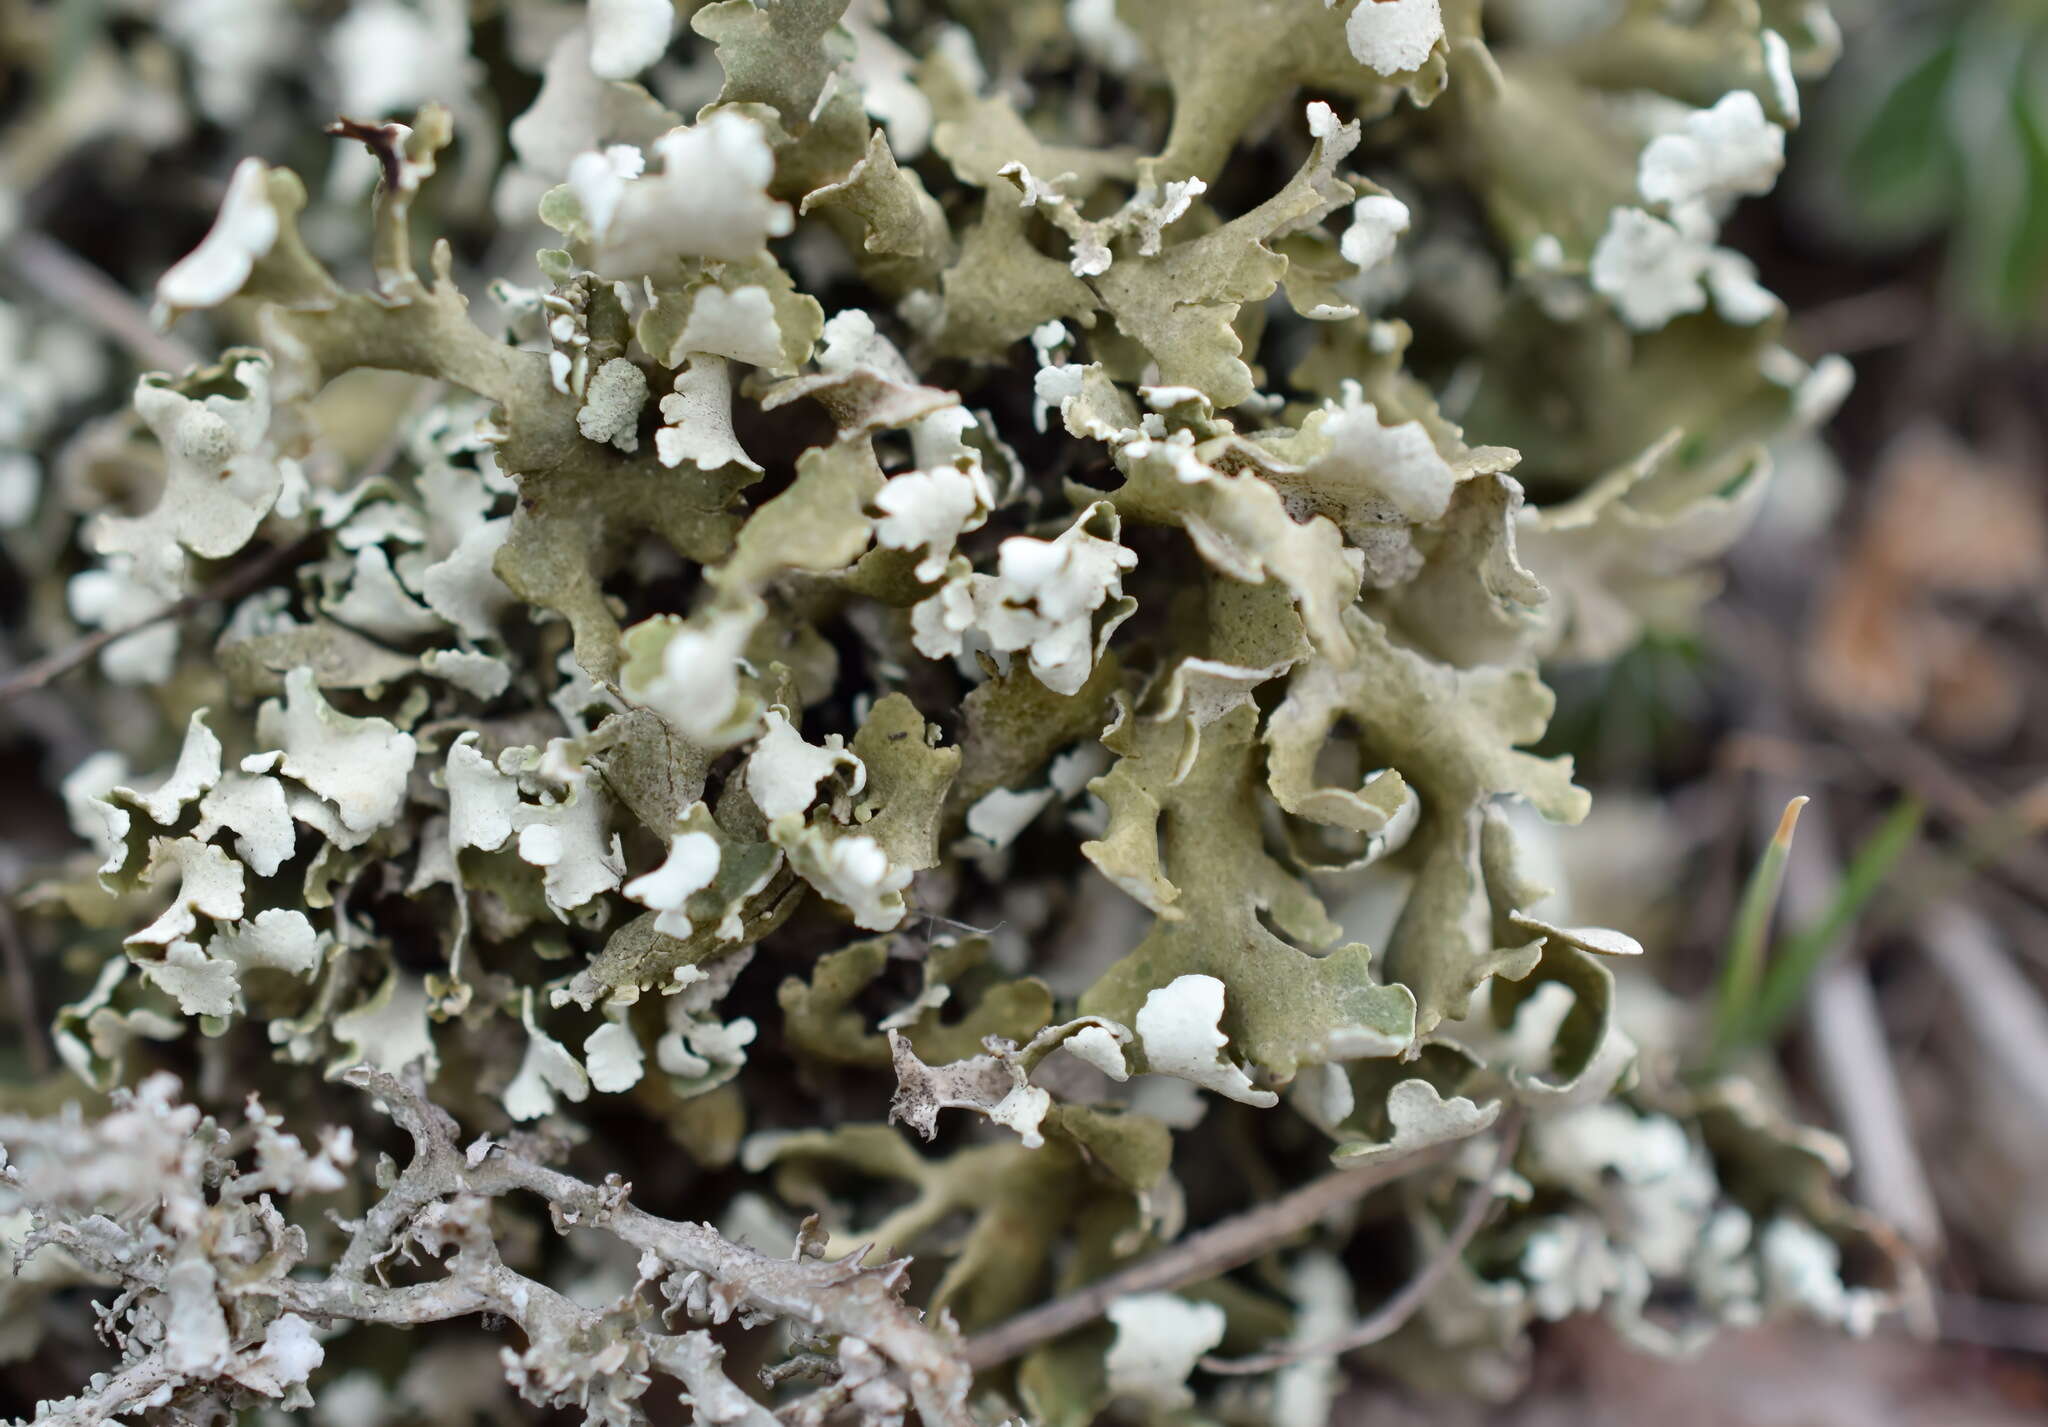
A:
[0, 4, 1905, 1426]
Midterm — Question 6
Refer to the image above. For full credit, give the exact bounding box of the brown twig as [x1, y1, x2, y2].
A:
[325, 117, 409, 193]
[1204, 1114, 1522, 1375]
[958, 1129, 1481, 1372]
[0, 352, 437, 709]
[0, 532, 320, 705]
[1804, 961, 1943, 1255]
[1, 230, 202, 373]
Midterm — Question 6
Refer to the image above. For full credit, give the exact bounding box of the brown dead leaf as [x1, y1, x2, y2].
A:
[1920, 616, 2025, 748]
[1862, 423, 2047, 594]
[1806, 423, 2045, 740]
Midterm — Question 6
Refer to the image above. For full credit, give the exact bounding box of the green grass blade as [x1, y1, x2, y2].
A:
[1742, 798, 1924, 1048]
[1708, 795, 1808, 1062]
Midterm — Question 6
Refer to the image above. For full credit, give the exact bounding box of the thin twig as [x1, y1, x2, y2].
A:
[0, 532, 320, 705]
[1, 230, 202, 373]
[0, 365, 436, 707]
[325, 117, 409, 193]
[958, 1130, 1480, 1372]
[1804, 955, 1945, 1257]
[1203, 1113, 1523, 1375]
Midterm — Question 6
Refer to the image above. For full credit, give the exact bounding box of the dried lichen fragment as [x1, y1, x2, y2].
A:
[692, 0, 852, 136]
[888, 1029, 1051, 1147]
[1104, 1293, 1227, 1409]
[1637, 90, 1785, 208]
[155, 158, 279, 314]
[1080, 702, 1416, 1082]
[1087, 105, 1358, 408]
[912, 500, 1136, 696]
[1329, 1077, 1501, 1165]
[1338, 0, 1446, 77]
[1268, 610, 1588, 1032]
[194, 770, 297, 877]
[96, 355, 285, 566]
[256, 668, 419, 840]
[575, 356, 649, 452]
[589, 113, 795, 277]
[6, 9, 1890, 1419]
[1135, 975, 1275, 1107]
[746, 708, 864, 821]
[655, 356, 763, 473]
[588, 0, 674, 80]
[504, 992, 593, 1121]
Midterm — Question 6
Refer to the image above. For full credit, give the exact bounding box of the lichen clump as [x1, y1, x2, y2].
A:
[4, 3, 1899, 1426]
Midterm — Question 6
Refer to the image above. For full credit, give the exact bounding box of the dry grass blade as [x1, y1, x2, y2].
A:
[1920, 901, 2048, 1124]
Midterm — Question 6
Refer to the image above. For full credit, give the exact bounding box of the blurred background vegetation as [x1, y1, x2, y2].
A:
[1518, 0, 2048, 1418]
[1, 1, 2045, 1422]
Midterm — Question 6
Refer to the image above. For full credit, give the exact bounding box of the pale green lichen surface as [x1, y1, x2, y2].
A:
[0, 3, 1903, 1426]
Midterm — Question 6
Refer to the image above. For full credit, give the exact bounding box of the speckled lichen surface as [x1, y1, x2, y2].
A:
[1, 4, 1902, 1425]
